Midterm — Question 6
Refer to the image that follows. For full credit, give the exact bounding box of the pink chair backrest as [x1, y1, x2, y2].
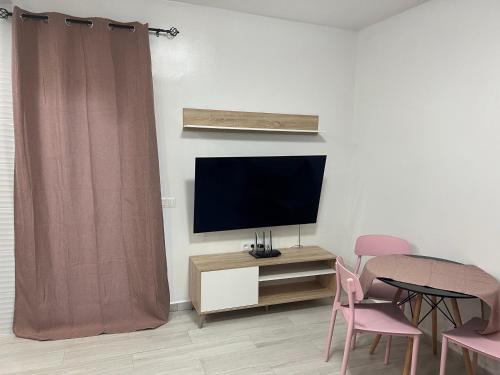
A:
[355, 234, 411, 256]
[354, 234, 411, 274]
[336, 257, 364, 303]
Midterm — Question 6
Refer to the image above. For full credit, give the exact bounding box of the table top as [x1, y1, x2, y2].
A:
[361, 253, 500, 334]
[377, 255, 475, 299]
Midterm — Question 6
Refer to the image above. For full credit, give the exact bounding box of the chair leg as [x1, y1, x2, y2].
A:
[324, 309, 338, 361]
[369, 334, 382, 354]
[472, 351, 478, 375]
[403, 294, 423, 375]
[340, 327, 354, 375]
[384, 335, 392, 365]
[432, 296, 438, 355]
[439, 336, 448, 375]
[352, 333, 357, 350]
[410, 335, 420, 375]
[450, 299, 474, 375]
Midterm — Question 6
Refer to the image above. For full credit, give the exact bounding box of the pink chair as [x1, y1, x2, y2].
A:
[324, 257, 422, 375]
[353, 234, 412, 352]
[354, 234, 411, 301]
[440, 318, 500, 375]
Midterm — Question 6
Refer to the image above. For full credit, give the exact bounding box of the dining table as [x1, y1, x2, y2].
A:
[359, 254, 500, 375]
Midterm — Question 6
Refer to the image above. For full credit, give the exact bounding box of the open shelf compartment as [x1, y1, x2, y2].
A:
[258, 259, 336, 306]
[259, 261, 335, 282]
[258, 279, 334, 306]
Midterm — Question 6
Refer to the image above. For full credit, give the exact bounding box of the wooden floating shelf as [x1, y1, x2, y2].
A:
[183, 108, 319, 134]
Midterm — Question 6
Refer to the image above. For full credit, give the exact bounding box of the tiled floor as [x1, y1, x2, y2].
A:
[0, 301, 475, 374]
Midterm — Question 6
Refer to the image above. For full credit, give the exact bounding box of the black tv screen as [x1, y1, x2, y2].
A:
[193, 155, 327, 233]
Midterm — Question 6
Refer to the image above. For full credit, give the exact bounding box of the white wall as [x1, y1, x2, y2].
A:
[12, 0, 358, 305]
[0, 0, 15, 336]
[353, 0, 500, 285]
[353, 0, 500, 371]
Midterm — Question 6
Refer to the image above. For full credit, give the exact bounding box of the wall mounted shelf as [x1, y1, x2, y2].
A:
[183, 108, 319, 134]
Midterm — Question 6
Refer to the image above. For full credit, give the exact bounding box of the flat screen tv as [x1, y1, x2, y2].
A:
[193, 155, 327, 233]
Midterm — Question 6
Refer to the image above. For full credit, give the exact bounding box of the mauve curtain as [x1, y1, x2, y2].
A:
[12, 7, 170, 340]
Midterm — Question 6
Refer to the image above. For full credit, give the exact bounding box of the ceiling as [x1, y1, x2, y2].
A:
[173, 0, 429, 30]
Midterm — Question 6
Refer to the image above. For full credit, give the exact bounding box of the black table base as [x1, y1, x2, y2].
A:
[398, 291, 459, 327]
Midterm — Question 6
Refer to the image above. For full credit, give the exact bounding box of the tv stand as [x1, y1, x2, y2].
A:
[189, 246, 336, 328]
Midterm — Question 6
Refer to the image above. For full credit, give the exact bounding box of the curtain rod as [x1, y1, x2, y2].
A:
[0, 8, 179, 38]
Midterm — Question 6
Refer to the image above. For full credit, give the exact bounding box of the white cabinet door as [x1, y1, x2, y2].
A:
[201, 267, 258, 313]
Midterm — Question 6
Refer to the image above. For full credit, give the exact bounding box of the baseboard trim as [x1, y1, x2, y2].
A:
[170, 300, 192, 312]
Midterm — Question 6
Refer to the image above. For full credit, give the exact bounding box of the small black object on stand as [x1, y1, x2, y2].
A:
[249, 230, 281, 259]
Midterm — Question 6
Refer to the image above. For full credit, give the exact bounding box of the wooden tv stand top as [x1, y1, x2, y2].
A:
[190, 245, 335, 272]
